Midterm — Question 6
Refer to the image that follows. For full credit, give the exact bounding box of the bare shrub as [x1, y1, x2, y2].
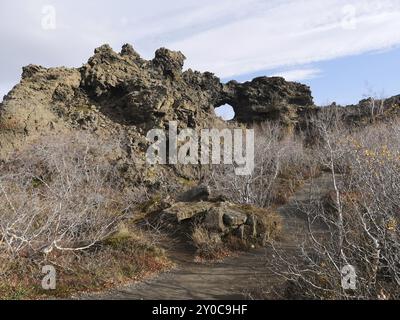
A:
[270, 119, 400, 300]
[208, 122, 317, 208]
[0, 132, 147, 258]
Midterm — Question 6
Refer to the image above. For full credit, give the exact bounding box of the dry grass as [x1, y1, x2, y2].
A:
[237, 205, 283, 243]
[191, 226, 229, 261]
[0, 227, 171, 300]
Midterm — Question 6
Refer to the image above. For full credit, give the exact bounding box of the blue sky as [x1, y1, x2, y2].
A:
[1, 0, 399, 113]
[231, 46, 400, 106]
[216, 46, 400, 120]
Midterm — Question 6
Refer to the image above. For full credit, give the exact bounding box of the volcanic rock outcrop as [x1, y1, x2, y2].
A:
[0, 43, 315, 159]
[223, 77, 314, 125]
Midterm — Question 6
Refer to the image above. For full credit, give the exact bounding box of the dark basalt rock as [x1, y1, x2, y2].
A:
[21, 64, 46, 79]
[152, 48, 186, 79]
[3, 42, 399, 161]
[177, 185, 211, 203]
[221, 76, 314, 125]
[77, 44, 315, 129]
[11, 42, 398, 160]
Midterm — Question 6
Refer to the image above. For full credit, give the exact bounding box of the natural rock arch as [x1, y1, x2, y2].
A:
[0, 43, 316, 159]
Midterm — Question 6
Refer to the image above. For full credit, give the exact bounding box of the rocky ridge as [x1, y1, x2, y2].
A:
[2, 43, 400, 163]
[0, 43, 315, 160]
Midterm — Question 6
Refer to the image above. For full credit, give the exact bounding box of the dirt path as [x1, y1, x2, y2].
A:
[83, 174, 334, 300]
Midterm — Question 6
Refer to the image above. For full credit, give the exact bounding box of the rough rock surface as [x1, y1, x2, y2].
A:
[2, 42, 397, 173]
[223, 210, 248, 227]
[223, 77, 314, 125]
[176, 184, 211, 202]
[162, 200, 257, 237]
[163, 201, 215, 223]
[0, 43, 315, 159]
[0, 66, 80, 158]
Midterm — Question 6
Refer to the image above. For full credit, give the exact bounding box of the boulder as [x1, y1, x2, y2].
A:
[223, 210, 248, 227]
[202, 204, 248, 233]
[162, 200, 249, 234]
[177, 184, 211, 202]
[202, 206, 227, 233]
[162, 201, 214, 223]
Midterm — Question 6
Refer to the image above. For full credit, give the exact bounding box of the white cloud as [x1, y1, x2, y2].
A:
[168, 0, 400, 77]
[270, 68, 322, 82]
[0, 0, 399, 93]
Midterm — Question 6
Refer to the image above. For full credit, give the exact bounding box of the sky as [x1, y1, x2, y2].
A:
[1, 0, 400, 118]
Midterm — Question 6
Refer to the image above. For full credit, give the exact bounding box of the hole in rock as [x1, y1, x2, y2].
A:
[214, 104, 235, 121]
